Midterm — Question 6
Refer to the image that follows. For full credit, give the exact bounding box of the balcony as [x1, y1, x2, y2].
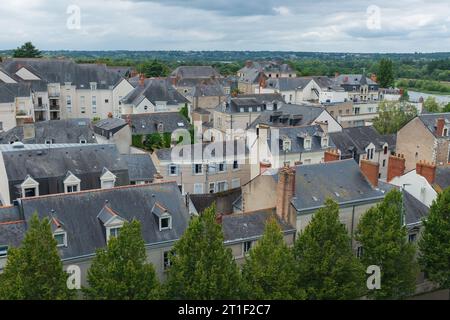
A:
[16, 110, 29, 118]
[48, 91, 60, 98]
[34, 104, 48, 111]
[49, 103, 60, 111]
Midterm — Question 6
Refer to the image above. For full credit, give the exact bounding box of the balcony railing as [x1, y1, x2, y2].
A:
[34, 104, 48, 111]
[48, 92, 60, 98]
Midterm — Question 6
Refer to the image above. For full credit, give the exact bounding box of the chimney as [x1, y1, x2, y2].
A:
[139, 74, 145, 87]
[107, 112, 113, 118]
[416, 161, 436, 184]
[276, 164, 296, 227]
[324, 149, 340, 162]
[153, 172, 164, 183]
[370, 73, 377, 83]
[259, 161, 272, 175]
[245, 60, 252, 68]
[22, 120, 35, 141]
[387, 154, 406, 182]
[216, 213, 223, 224]
[435, 118, 445, 137]
[334, 72, 339, 78]
[360, 159, 379, 187]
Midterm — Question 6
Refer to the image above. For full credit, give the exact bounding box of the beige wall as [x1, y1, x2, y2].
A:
[192, 95, 224, 111]
[396, 117, 436, 171]
[241, 175, 278, 213]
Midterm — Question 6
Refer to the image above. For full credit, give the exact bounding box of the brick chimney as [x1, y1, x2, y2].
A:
[370, 73, 377, 83]
[360, 159, 379, 187]
[276, 164, 296, 227]
[139, 74, 145, 87]
[334, 72, 339, 78]
[245, 60, 252, 68]
[435, 118, 445, 137]
[259, 161, 272, 175]
[324, 149, 340, 162]
[416, 161, 436, 184]
[153, 172, 164, 183]
[387, 154, 406, 182]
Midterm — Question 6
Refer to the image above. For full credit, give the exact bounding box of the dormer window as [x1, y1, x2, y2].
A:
[90, 82, 97, 90]
[282, 138, 291, 152]
[21, 175, 39, 198]
[45, 139, 54, 144]
[157, 122, 164, 133]
[152, 202, 172, 231]
[97, 204, 126, 242]
[79, 139, 87, 144]
[53, 232, 67, 247]
[321, 137, 328, 148]
[64, 171, 81, 193]
[100, 168, 117, 189]
[0, 245, 8, 257]
[108, 226, 121, 239]
[304, 138, 312, 150]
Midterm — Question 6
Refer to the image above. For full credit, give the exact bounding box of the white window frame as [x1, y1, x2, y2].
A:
[21, 176, 39, 198]
[216, 180, 228, 192]
[53, 231, 67, 248]
[169, 164, 178, 176]
[231, 178, 240, 189]
[304, 138, 312, 150]
[243, 241, 252, 255]
[159, 216, 172, 231]
[193, 183, 203, 194]
[0, 245, 8, 257]
[193, 164, 203, 175]
[107, 226, 122, 241]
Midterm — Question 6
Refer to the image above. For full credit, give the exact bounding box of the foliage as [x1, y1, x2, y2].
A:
[443, 103, 450, 113]
[423, 96, 441, 113]
[294, 199, 365, 300]
[378, 59, 395, 88]
[0, 214, 73, 300]
[179, 104, 189, 121]
[165, 205, 241, 299]
[13, 42, 42, 58]
[355, 189, 418, 299]
[399, 89, 410, 102]
[131, 134, 144, 149]
[138, 59, 170, 78]
[373, 100, 417, 134]
[419, 187, 450, 290]
[83, 220, 160, 300]
[241, 218, 305, 300]
[396, 79, 450, 94]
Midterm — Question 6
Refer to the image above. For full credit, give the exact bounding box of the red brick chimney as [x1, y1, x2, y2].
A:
[387, 154, 406, 182]
[324, 149, 340, 162]
[416, 161, 436, 184]
[276, 164, 296, 227]
[334, 72, 340, 78]
[216, 213, 223, 224]
[435, 118, 445, 137]
[259, 161, 272, 175]
[139, 74, 145, 87]
[360, 159, 379, 187]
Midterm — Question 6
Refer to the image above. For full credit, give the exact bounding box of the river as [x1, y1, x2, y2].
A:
[408, 91, 450, 105]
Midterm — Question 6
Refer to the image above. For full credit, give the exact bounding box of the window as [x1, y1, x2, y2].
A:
[163, 251, 172, 271]
[0, 122, 3, 131]
[283, 139, 291, 151]
[209, 182, 215, 193]
[169, 164, 178, 176]
[248, 107, 253, 113]
[160, 217, 171, 230]
[66, 95, 71, 106]
[321, 137, 328, 148]
[90, 82, 97, 90]
[231, 178, 240, 189]
[54, 232, 67, 247]
[444, 128, 448, 136]
[256, 106, 261, 112]
[408, 233, 417, 243]
[45, 139, 54, 144]
[366, 148, 374, 160]
[66, 185, 78, 193]
[144, 105, 148, 111]
[239, 108, 244, 113]
[382, 159, 386, 167]
[109, 227, 121, 239]
[354, 107, 360, 114]
[233, 160, 239, 170]
[218, 162, 226, 172]
[357, 246, 363, 258]
[243, 241, 252, 255]
[92, 96, 97, 113]
[384, 146, 388, 154]
[217, 181, 228, 192]
[194, 183, 203, 194]
[0, 245, 8, 257]
[193, 164, 203, 175]
[24, 187, 37, 197]
[105, 99, 109, 103]
[304, 138, 311, 150]
[79, 139, 87, 144]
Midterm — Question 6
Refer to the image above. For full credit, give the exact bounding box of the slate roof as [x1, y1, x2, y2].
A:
[0, 143, 128, 182]
[191, 83, 225, 97]
[121, 78, 189, 106]
[0, 119, 96, 144]
[0, 83, 31, 103]
[189, 188, 242, 215]
[329, 126, 395, 158]
[292, 159, 385, 212]
[418, 113, 450, 138]
[217, 93, 285, 114]
[14, 182, 190, 259]
[1, 58, 123, 89]
[403, 190, 429, 226]
[249, 103, 324, 128]
[222, 209, 296, 243]
[334, 74, 378, 86]
[265, 77, 312, 91]
[93, 118, 128, 137]
[121, 154, 157, 182]
[122, 112, 189, 135]
[269, 125, 334, 154]
[170, 66, 221, 79]
[434, 165, 450, 191]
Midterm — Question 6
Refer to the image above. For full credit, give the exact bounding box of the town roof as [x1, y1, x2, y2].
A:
[418, 113, 450, 138]
[122, 112, 189, 135]
[170, 66, 221, 79]
[121, 153, 157, 182]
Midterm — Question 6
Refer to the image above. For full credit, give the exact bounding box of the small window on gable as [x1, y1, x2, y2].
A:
[54, 232, 67, 247]
[243, 241, 252, 255]
[109, 226, 121, 239]
[100, 168, 117, 189]
[79, 139, 87, 144]
[152, 202, 172, 231]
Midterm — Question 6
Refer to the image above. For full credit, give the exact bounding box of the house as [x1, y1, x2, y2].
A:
[212, 93, 285, 139]
[333, 74, 379, 102]
[121, 153, 157, 185]
[0, 143, 130, 205]
[189, 187, 242, 216]
[169, 66, 227, 97]
[0, 82, 33, 131]
[0, 181, 191, 282]
[93, 117, 132, 154]
[120, 78, 190, 115]
[151, 140, 251, 195]
[188, 82, 227, 114]
[324, 100, 381, 128]
[0, 58, 134, 120]
[221, 209, 296, 264]
[329, 126, 396, 180]
[0, 118, 97, 145]
[396, 113, 450, 171]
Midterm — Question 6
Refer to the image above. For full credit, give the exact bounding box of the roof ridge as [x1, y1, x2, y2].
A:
[0, 219, 25, 226]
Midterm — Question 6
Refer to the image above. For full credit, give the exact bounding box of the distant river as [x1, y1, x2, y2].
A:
[408, 91, 450, 104]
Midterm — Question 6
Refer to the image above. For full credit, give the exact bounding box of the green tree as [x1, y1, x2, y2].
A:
[399, 89, 410, 102]
[373, 100, 418, 134]
[443, 103, 450, 113]
[423, 96, 441, 113]
[294, 199, 365, 300]
[418, 187, 450, 294]
[13, 42, 42, 58]
[139, 60, 170, 78]
[356, 189, 418, 299]
[179, 104, 189, 120]
[165, 205, 241, 299]
[241, 217, 305, 299]
[0, 214, 73, 300]
[83, 220, 159, 300]
[378, 58, 394, 88]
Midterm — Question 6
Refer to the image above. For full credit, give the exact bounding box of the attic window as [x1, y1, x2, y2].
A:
[53, 232, 67, 247]
[79, 139, 87, 144]
[0, 245, 8, 257]
[304, 138, 312, 150]
[160, 217, 171, 230]
[152, 202, 172, 231]
[100, 169, 117, 189]
[177, 122, 185, 127]
[90, 82, 97, 90]
[45, 139, 55, 144]
[108, 226, 121, 239]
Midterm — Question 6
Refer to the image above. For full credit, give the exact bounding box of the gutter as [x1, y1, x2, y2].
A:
[294, 195, 385, 215]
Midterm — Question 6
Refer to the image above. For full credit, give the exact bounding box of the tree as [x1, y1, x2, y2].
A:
[165, 205, 241, 299]
[378, 58, 394, 88]
[179, 104, 189, 120]
[13, 42, 42, 58]
[399, 89, 410, 102]
[443, 103, 450, 113]
[83, 220, 159, 300]
[139, 60, 170, 78]
[294, 199, 365, 300]
[418, 187, 450, 294]
[373, 100, 417, 134]
[355, 189, 418, 299]
[423, 96, 441, 113]
[241, 217, 305, 299]
[0, 214, 73, 300]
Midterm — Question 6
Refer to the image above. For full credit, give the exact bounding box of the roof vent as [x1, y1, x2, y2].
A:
[12, 141, 25, 149]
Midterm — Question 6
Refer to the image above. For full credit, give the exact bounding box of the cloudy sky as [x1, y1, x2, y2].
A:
[0, 0, 449, 52]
